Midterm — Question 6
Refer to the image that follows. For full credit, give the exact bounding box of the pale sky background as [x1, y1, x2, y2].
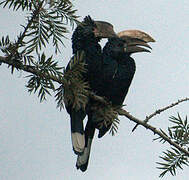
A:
[0, 1, 189, 180]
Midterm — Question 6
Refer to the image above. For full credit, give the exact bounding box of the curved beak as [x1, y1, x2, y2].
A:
[118, 30, 155, 54]
[94, 21, 117, 38]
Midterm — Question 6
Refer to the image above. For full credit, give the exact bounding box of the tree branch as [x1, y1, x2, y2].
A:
[0, 55, 110, 104]
[0, 55, 63, 83]
[1, 54, 189, 157]
[118, 109, 189, 156]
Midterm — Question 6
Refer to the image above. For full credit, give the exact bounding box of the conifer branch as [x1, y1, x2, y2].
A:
[0, 55, 63, 83]
[1, 54, 189, 157]
[118, 109, 189, 156]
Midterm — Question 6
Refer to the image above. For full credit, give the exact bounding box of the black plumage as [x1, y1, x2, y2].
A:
[71, 16, 103, 95]
[75, 35, 152, 171]
[76, 37, 136, 171]
[66, 16, 103, 156]
[102, 37, 136, 105]
[72, 17, 104, 171]
[66, 16, 154, 171]
[97, 29, 155, 138]
[96, 37, 136, 138]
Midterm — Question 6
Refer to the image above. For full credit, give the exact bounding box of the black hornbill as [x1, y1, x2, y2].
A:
[101, 30, 155, 106]
[97, 30, 155, 138]
[76, 29, 155, 171]
[65, 16, 116, 156]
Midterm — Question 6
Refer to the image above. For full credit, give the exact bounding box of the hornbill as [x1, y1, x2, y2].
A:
[98, 30, 155, 138]
[65, 16, 116, 155]
[76, 29, 155, 171]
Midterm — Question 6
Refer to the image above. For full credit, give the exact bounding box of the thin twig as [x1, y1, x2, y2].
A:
[14, 2, 43, 50]
[146, 98, 189, 121]
[132, 98, 189, 132]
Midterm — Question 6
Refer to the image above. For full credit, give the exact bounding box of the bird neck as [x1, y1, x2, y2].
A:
[116, 54, 134, 65]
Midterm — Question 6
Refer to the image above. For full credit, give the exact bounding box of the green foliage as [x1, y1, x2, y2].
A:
[169, 114, 189, 146]
[56, 51, 90, 111]
[26, 53, 63, 102]
[26, 74, 51, 102]
[0, 35, 24, 73]
[156, 113, 189, 177]
[24, 0, 79, 54]
[34, 53, 63, 78]
[0, 0, 34, 11]
[0, 0, 79, 63]
[0, 0, 79, 102]
[110, 118, 120, 135]
[157, 148, 189, 177]
[0, 35, 19, 59]
[0, 36, 11, 54]
[55, 84, 64, 110]
[93, 103, 121, 136]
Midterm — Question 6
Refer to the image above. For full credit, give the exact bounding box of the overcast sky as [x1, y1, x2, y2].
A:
[0, 1, 189, 180]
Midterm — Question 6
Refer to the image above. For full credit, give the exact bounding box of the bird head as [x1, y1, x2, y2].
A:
[103, 37, 127, 59]
[118, 30, 155, 54]
[80, 16, 117, 40]
[80, 16, 98, 38]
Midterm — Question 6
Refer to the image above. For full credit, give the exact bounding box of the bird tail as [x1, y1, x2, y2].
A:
[91, 111, 111, 138]
[70, 109, 86, 155]
[98, 123, 112, 138]
[76, 118, 95, 172]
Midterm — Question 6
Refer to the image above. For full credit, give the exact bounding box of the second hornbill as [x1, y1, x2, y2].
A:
[97, 30, 155, 138]
[76, 29, 155, 171]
